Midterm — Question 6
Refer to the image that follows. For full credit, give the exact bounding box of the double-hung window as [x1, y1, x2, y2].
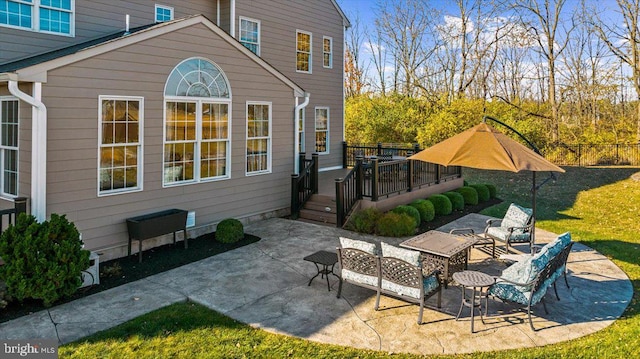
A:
[246, 102, 271, 175]
[164, 58, 231, 186]
[298, 108, 305, 153]
[155, 4, 173, 23]
[98, 96, 143, 195]
[296, 30, 312, 73]
[0, 0, 74, 35]
[323, 36, 333, 68]
[315, 107, 329, 154]
[239, 17, 260, 55]
[0, 98, 18, 197]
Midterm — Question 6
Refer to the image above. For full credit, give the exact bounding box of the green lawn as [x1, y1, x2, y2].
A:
[60, 167, 640, 358]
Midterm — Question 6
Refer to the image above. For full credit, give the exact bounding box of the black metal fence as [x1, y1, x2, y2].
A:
[543, 144, 640, 166]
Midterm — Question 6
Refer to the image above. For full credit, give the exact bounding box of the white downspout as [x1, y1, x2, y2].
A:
[8, 80, 47, 222]
[230, 0, 236, 37]
[294, 93, 310, 174]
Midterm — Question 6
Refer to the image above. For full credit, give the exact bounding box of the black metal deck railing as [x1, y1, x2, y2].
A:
[290, 153, 318, 219]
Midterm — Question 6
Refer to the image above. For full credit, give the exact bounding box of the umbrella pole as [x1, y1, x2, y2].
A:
[531, 171, 536, 252]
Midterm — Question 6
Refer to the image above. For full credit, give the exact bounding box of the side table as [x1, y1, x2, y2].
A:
[452, 270, 495, 333]
[303, 250, 339, 291]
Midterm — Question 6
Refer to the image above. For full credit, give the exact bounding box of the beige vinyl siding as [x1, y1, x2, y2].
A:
[0, 0, 218, 63]
[234, 0, 345, 169]
[42, 23, 295, 252]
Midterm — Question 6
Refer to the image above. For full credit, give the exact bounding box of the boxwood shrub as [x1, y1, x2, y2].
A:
[427, 194, 453, 215]
[347, 207, 381, 234]
[455, 186, 479, 205]
[409, 199, 435, 222]
[470, 184, 490, 202]
[443, 191, 465, 211]
[484, 183, 497, 198]
[216, 218, 244, 243]
[376, 212, 416, 237]
[391, 205, 421, 227]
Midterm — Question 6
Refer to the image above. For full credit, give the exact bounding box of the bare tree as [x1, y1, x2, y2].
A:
[344, 14, 368, 98]
[514, 0, 576, 141]
[590, 0, 640, 142]
[367, 26, 388, 95]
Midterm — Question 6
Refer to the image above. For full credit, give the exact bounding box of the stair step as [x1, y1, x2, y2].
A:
[299, 209, 337, 224]
[309, 194, 335, 204]
[297, 218, 336, 227]
[303, 201, 337, 213]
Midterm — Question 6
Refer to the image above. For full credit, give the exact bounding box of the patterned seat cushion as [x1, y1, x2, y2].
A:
[488, 282, 547, 305]
[486, 226, 531, 242]
[544, 232, 572, 257]
[342, 269, 378, 288]
[381, 273, 439, 299]
[381, 242, 420, 266]
[340, 237, 377, 255]
[502, 203, 533, 229]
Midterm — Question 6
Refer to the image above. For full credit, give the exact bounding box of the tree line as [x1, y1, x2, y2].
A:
[344, 0, 640, 147]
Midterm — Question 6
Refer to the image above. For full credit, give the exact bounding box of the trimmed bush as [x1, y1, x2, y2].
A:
[376, 212, 416, 237]
[427, 194, 453, 215]
[470, 184, 490, 202]
[485, 184, 497, 199]
[443, 191, 465, 211]
[216, 218, 244, 243]
[391, 205, 421, 227]
[455, 186, 479, 205]
[0, 213, 90, 307]
[347, 207, 381, 234]
[409, 199, 435, 222]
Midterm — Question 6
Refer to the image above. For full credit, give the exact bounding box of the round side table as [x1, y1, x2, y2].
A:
[452, 270, 495, 333]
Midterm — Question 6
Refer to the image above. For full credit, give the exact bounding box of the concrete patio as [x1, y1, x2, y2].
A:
[0, 215, 633, 355]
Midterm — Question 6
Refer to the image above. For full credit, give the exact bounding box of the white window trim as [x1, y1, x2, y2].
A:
[296, 29, 312, 74]
[162, 96, 233, 187]
[97, 95, 144, 197]
[245, 101, 272, 176]
[239, 16, 260, 56]
[154, 4, 174, 23]
[0, 96, 19, 198]
[323, 36, 333, 68]
[298, 107, 305, 153]
[315, 107, 330, 154]
[0, 0, 75, 37]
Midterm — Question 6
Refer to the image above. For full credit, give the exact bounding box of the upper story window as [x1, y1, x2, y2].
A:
[246, 102, 271, 175]
[164, 58, 231, 186]
[98, 96, 143, 195]
[0, 0, 74, 36]
[155, 4, 173, 23]
[239, 17, 260, 55]
[0, 98, 19, 197]
[323, 36, 332, 68]
[296, 30, 312, 73]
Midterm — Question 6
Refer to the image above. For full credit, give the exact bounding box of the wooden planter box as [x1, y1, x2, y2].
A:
[126, 209, 188, 263]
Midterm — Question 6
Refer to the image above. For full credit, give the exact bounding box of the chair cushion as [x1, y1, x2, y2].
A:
[381, 242, 420, 266]
[381, 271, 439, 299]
[501, 256, 534, 285]
[501, 203, 533, 230]
[544, 232, 571, 258]
[342, 269, 378, 287]
[340, 237, 377, 255]
[489, 282, 547, 305]
[486, 227, 531, 243]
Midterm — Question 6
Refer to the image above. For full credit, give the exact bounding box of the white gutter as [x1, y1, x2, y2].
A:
[8, 78, 47, 222]
[294, 93, 310, 174]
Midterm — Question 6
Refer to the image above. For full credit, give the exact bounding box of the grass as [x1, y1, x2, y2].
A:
[60, 167, 640, 358]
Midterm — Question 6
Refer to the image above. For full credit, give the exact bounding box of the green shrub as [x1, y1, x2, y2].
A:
[470, 184, 490, 202]
[376, 212, 416, 237]
[443, 191, 465, 211]
[484, 184, 497, 198]
[455, 186, 479, 205]
[391, 205, 421, 227]
[346, 207, 381, 234]
[0, 213, 90, 307]
[427, 194, 453, 215]
[409, 199, 435, 222]
[0, 280, 9, 309]
[216, 218, 244, 243]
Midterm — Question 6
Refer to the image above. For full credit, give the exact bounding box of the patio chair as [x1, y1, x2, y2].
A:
[484, 203, 534, 256]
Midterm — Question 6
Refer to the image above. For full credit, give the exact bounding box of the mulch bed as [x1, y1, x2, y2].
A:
[0, 232, 260, 324]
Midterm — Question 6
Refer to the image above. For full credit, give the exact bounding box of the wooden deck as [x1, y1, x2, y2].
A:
[317, 169, 351, 197]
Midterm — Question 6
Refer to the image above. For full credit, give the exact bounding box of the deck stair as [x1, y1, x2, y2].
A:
[298, 194, 337, 226]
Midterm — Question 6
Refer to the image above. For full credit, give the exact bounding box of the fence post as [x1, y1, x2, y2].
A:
[414, 143, 421, 154]
[335, 178, 344, 227]
[436, 165, 442, 184]
[342, 141, 348, 168]
[408, 159, 414, 192]
[578, 144, 582, 167]
[312, 153, 319, 194]
[356, 156, 363, 199]
[377, 143, 382, 156]
[299, 152, 306, 174]
[13, 197, 27, 216]
[371, 157, 379, 201]
[290, 174, 300, 219]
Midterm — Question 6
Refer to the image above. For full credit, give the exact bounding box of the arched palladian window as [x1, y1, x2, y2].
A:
[163, 58, 231, 185]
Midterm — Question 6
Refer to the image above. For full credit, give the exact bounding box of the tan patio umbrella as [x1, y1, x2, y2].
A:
[408, 120, 565, 246]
